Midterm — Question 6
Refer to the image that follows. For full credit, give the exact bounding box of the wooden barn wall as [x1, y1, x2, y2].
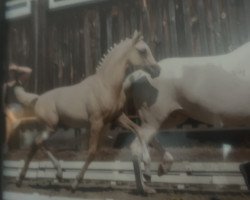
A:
[6, 0, 250, 93]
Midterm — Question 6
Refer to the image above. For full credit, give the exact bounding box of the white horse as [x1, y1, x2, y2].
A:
[126, 41, 250, 193]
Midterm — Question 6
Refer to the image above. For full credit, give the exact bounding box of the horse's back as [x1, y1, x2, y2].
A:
[34, 80, 91, 127]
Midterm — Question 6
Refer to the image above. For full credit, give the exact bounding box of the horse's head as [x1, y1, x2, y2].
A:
[127, 31, 160, 78]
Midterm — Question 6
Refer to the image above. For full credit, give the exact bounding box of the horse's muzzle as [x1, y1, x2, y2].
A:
[144, 64, 161, 78]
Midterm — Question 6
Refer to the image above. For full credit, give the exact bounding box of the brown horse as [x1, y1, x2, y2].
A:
[14, 31, 160, 191]
[5, 106, 37, 145]
[4, 64, 38, 148]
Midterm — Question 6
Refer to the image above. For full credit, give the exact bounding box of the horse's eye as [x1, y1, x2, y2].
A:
[138, 48, 147, 56]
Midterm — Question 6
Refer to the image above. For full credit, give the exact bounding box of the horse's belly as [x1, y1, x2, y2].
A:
[58, 115, 89, 128]
[57, 104, 88, 128]
[179, 64, 250, 116]
[181, 100, 250, 127]
[221, 115, 250, 127]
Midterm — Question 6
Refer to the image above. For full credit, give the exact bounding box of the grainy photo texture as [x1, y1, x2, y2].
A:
[2, 1, 250, 200]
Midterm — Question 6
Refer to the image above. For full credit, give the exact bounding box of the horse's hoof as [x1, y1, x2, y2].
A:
[157, 161, 173, 176]
[143, 173, 151, 182]
[143, 185, 156, 194]
[158, 164, 164, 176]
[71, 181, 78, 193]
[16, 174, 24, 187]
[16, 179, 22, 187]
[56, 172, 63, 182]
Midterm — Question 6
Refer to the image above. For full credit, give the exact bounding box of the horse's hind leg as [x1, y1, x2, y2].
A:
[16, 129, 62, 186]
[71, 120, 103, 191]
[150, 137, 173, 176]
[16, 132, 44, 187]
[37, 129, 62, 181]
[16, 141, 37, 187]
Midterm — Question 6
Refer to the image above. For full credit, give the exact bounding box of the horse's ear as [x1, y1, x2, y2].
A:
[132, 30, 143, 44]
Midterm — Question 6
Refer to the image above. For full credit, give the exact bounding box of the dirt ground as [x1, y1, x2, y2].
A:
[3, 181, 250, 200]
[4, 135, 250, 200]
[4, 146, 250, 200]
[5, 145, 250, 162]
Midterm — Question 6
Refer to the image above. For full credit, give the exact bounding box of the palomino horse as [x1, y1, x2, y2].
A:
[14, 31, 160, 191]
[125, 41, 250, 193]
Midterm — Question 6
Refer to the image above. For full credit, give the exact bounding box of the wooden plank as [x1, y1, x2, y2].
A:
[196, 0, 209, 55]
[37, 0, 48, 92]
[7, 0, 250, 96]
[5, 0, 32, 20]
[168, 0, 178, 56]
[83, 11, 92, 76]
[3, 191, 113, 200]
[182, 0, 193, 56]
[49, 0, 108, 10]
[236, 0, 248, 45]
[106, 9, 113, 49]
[226, 0, 240, 50]
[205, 0, 216, 55]
[140, 0, 151, 44]
[162, 0, 171, 57]
[153, 0, 166, 60]
[153, 174, 245, 185]
[210, 0, 224, 54]
[220, 0, 230, 52]
[3, 168, 245, 186]
[93, 9, 101, 68]
[32, 0, 39, 92]
[244, 0, 250, 40]
[117, 5, 125, 40]
[174, 0, 186, 57]
[3, 160, 242, 173]
[212, 175, 244, 185]
[129, 4, 138, 35]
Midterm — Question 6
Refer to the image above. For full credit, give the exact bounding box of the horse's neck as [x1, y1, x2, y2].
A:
[98, 60, 128, 96]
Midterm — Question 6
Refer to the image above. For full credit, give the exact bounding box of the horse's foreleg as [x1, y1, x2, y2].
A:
[71, 120, 103, 192]
[131, 137, 156, 195]
[117, 114, 155, 193]
[117, 114, 151, 175]
[116, 113, 142, 141]
[117, 114, 149, 159]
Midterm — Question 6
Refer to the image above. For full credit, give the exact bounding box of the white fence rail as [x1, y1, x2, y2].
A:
[3, 160, 246, 189]
[3, 191, 113, 200]
[48, 0, 108, 10]
[5, 0, 32, 20]
[5, 0, 109, 19]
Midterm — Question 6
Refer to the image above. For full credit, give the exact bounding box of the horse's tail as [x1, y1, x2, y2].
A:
[14, 86, 39, 107]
